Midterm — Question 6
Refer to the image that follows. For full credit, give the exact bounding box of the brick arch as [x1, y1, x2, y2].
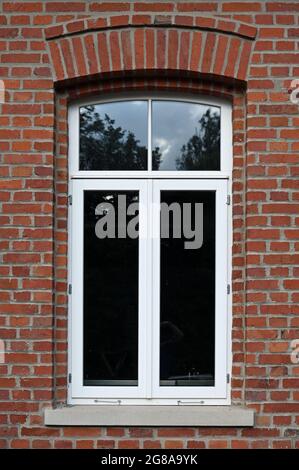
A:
[45, 15, 257, 86]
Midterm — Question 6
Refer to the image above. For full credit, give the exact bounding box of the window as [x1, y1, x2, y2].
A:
[68, 95, 232, 405]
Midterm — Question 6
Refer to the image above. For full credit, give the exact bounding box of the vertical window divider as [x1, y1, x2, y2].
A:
[145, 179, 153, 398]
[152, 181, 161, 398]
[148, 99, 152, 172]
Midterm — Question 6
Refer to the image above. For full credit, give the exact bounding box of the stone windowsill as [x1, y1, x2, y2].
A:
[45, 405, 254, 427]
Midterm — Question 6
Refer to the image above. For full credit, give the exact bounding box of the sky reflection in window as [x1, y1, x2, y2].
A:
[152, 101, 220, 171]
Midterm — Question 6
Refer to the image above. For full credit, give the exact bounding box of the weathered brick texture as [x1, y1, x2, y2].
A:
[0, 0, 298, 450]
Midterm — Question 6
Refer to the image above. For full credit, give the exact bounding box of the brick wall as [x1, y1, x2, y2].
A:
[0, 0, 299, 449]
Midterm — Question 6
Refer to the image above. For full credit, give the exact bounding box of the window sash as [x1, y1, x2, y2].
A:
[152, 179, 228, 399]
[68, 94, 232, 178]
[70, 179, 149, 399]
[70, 178, 228, 401]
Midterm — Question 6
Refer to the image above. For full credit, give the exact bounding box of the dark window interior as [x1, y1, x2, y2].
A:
[83, 190, 139, 386]
[160, 190, 215, 386]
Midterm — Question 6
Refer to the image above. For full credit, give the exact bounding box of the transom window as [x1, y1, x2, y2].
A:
[68, 95, 232, 405]
[78, 99, 221, 172]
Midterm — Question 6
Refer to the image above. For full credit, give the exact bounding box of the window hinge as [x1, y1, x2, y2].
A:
[68, 284, 72, 295]
[68, 194, 72, 206]
[68, 373, 72, 384]
[227, 373, 230, 384]
[227, 284, 231, 295]
[226, 194, 231, 205]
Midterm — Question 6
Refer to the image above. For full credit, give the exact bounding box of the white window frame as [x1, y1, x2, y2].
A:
[68, 93, 232, 178]
[152, 179, 228, 400]
[68, 93, 232, 405]
[70, 179, 149, 400]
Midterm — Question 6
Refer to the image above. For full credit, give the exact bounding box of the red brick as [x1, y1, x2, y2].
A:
[209, 440, 228, 449]
[145, 29, 154, 69]
[22, 427, 60, 437]
[213, 35, 229, 75]
[266, 3, 299, 12]
[260, 27, 285, 38]
[134, 3, 173, 12]
[90, 2, 130, 12]
[105, 428, 124, 437]
[3, 2, 43, 12]
[187, 440, 206, 448]
[121, 30, 133, 70]
[49, 42, 65, 81]
[190, 31, 202, 72]
[46, 2, 85, 12]
[134, 29, 145, 70]
[144, 440, 162, 448]
[0, 28, 18, 38]
[238, 23, 257, 38]
[110, 15, 129, 27]
[222, 2, 262, 12]
[1, 53, 41, 63]
[63, 428, 102, 437]
[237, 41, 252, 79]
[76, 440, 95, 449]
[193, 17, 213, 30]
[118, 440, 139, 449]
[158, 428, 195, 437]
[84, 34, 99, 75]
[60, 38, 76, 78]
[175, 15, 193, 27]
[109, 31, 121, 71]
[54, 440, 73, 449]
[201, 32, 216, 73]
[165, 440, 184, 448]
[224, 37, 242, 77]
[178, 3, 217, 12]
[132, 15, 151, 25]
[179, 31, 190, 70]
[10, 439, 30, 448]
[156, 29, 166, 69]
[167, 29, 178, 70]
[97, 32, 110, 73]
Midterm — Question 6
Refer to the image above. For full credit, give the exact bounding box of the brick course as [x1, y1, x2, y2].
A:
[0, 0, 299, 449]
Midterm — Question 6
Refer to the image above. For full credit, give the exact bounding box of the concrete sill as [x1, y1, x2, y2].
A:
[45, 405, 254, 427]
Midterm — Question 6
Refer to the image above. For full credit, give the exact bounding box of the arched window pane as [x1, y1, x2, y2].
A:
[152, 101, 220, 171]
[80, 101, 148, 170]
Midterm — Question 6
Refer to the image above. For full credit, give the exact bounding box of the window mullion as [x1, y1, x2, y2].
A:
[148, 99, 152, 172]
[145, 180, 153, 398]
[151, 181, 161, 398]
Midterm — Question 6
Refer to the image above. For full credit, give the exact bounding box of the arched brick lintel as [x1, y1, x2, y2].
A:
[45, 16, 257, 86]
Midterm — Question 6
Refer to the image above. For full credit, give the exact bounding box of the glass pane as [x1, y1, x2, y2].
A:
[80, 101, 148, 171]
[160, 190, 215, 386]
[83, 190, 139, 386]
[152, 101, 220, 171]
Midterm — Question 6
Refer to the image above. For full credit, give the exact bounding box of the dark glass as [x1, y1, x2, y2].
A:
[160, 191, 215, 386]
[83, 190, 139, 386]
[152, 101, 220, 171]
[80, 101, 148, 171]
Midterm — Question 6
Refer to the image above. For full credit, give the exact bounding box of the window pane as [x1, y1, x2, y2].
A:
[160, 190, 215, 386]
[152, 101, 220, 171]
[80, 101, 148, 171]
[83, 190, 139, 386]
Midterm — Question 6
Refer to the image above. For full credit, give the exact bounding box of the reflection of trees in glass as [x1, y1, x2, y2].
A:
[176, 109, 220, 171]
[152, 146, 162, 170]
[80, 105, 161, 171]
[80, 104, 219, 171]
